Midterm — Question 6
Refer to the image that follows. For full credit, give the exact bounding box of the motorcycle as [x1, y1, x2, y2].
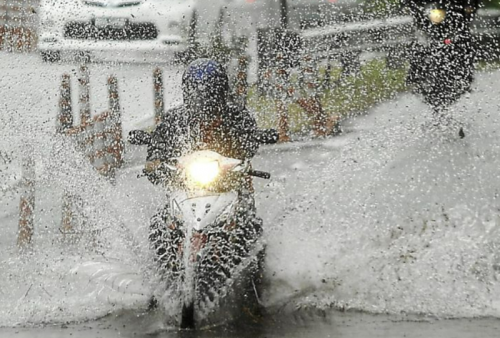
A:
[406, 0, 479, 137]
[129, 128, 278, 329]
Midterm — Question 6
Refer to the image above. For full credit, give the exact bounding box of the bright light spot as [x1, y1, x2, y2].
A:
[187, 161, 220, 187]
[429, 9, 446, 24]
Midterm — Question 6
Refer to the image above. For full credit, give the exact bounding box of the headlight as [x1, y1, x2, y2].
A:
[186, 160, 220, 187]
[428, 9, 446, 25]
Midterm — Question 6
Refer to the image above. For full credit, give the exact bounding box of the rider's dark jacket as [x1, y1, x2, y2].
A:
[145, 104, 259, 185]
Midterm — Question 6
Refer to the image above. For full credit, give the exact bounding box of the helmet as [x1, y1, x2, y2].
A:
[182, 58, 229, 121]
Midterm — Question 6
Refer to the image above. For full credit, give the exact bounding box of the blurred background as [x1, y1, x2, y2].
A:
[6, 0, 500, 135]
[1, 0, 500, 136]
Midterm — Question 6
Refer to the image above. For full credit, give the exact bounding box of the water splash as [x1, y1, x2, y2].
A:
[259, 88, 500, 318]
[2, 75, 500, 327]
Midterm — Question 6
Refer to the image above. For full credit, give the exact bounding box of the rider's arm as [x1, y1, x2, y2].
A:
[144, 126, 171, 185]
[147, 106, 187, 161]
[147, 123, 176, 161]
[231, 107, 259, 159]
[145, 116, 184, 185]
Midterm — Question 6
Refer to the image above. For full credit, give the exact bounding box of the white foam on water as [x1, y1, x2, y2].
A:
[0, 129, 159, 327]
[259, 75, 500, 318]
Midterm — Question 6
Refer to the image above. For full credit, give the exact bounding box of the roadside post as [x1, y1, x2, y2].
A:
[274, 50, 292, 143]
[0, 26, 4, 50]
[79, 64, 91, 125]
[106, 75, 123, 176]
[56, 74, 77, 236]
[153, 68, 164, 125]
[92, 112, 107, 175]
[296, 51, 328, 137]
[18, 144, 35, 250]
[277, 0, 290, 142]
[57, 74, 73, 133]
[57, 74, 77, 237]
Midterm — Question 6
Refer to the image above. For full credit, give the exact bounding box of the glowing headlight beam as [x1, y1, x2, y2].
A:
[429, 9, 446, 25]
[187, 161, 220, 186]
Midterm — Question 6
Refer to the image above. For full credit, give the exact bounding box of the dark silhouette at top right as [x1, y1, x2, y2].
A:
[403, 0, 480, 137]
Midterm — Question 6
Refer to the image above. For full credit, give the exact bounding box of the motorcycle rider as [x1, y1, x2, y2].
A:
[403, 0, 479, 29]
[144, 58, 260, 186]
[403, 0, 479, 102]
[141, 58, 266, 280]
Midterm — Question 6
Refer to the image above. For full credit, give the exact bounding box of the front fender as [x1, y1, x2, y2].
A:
[171, 191, 239, 231]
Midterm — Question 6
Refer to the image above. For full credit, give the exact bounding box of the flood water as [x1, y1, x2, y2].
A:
[3, 54, 500, 337]
[3, 309, 500, 338]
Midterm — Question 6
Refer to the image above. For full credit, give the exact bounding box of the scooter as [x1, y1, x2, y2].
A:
[406, 1, 478, 137]
[129, 129, 278, 329]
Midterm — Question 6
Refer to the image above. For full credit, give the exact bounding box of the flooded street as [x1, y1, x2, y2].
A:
[2, 49, 500, 337]
[2, 310, 500, 337]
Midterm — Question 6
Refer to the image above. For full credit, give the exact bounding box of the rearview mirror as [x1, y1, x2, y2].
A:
[128, 130, 151, 145]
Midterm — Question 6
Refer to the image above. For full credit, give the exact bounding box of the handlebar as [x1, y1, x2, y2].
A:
[248, 169, 271, 180]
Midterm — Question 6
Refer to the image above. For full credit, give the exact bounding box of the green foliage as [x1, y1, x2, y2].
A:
[476, 58, 500, 71]
[482, 0, 500, 9]
[324, 59, 407, 116]
[248, 59, 408, 135]
[362, 0, 402, 17]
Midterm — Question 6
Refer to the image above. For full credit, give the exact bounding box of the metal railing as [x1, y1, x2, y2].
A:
[300, 15, 416, 58]
[299, 10, 500, 63]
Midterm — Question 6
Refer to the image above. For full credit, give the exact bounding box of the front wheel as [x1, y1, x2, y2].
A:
[180, 301, 195, 329]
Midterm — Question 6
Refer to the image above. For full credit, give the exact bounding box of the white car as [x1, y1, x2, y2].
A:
[38, 0, 195, 62]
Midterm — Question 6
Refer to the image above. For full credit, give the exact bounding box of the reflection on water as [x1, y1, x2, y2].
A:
[3, 308, 500, 338]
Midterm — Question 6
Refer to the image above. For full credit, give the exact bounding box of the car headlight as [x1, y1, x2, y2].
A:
[428, 9, 446, 25]
[186, 160, 220, 187]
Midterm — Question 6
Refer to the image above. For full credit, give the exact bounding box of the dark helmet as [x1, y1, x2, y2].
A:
[182, 58, 229, 120]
